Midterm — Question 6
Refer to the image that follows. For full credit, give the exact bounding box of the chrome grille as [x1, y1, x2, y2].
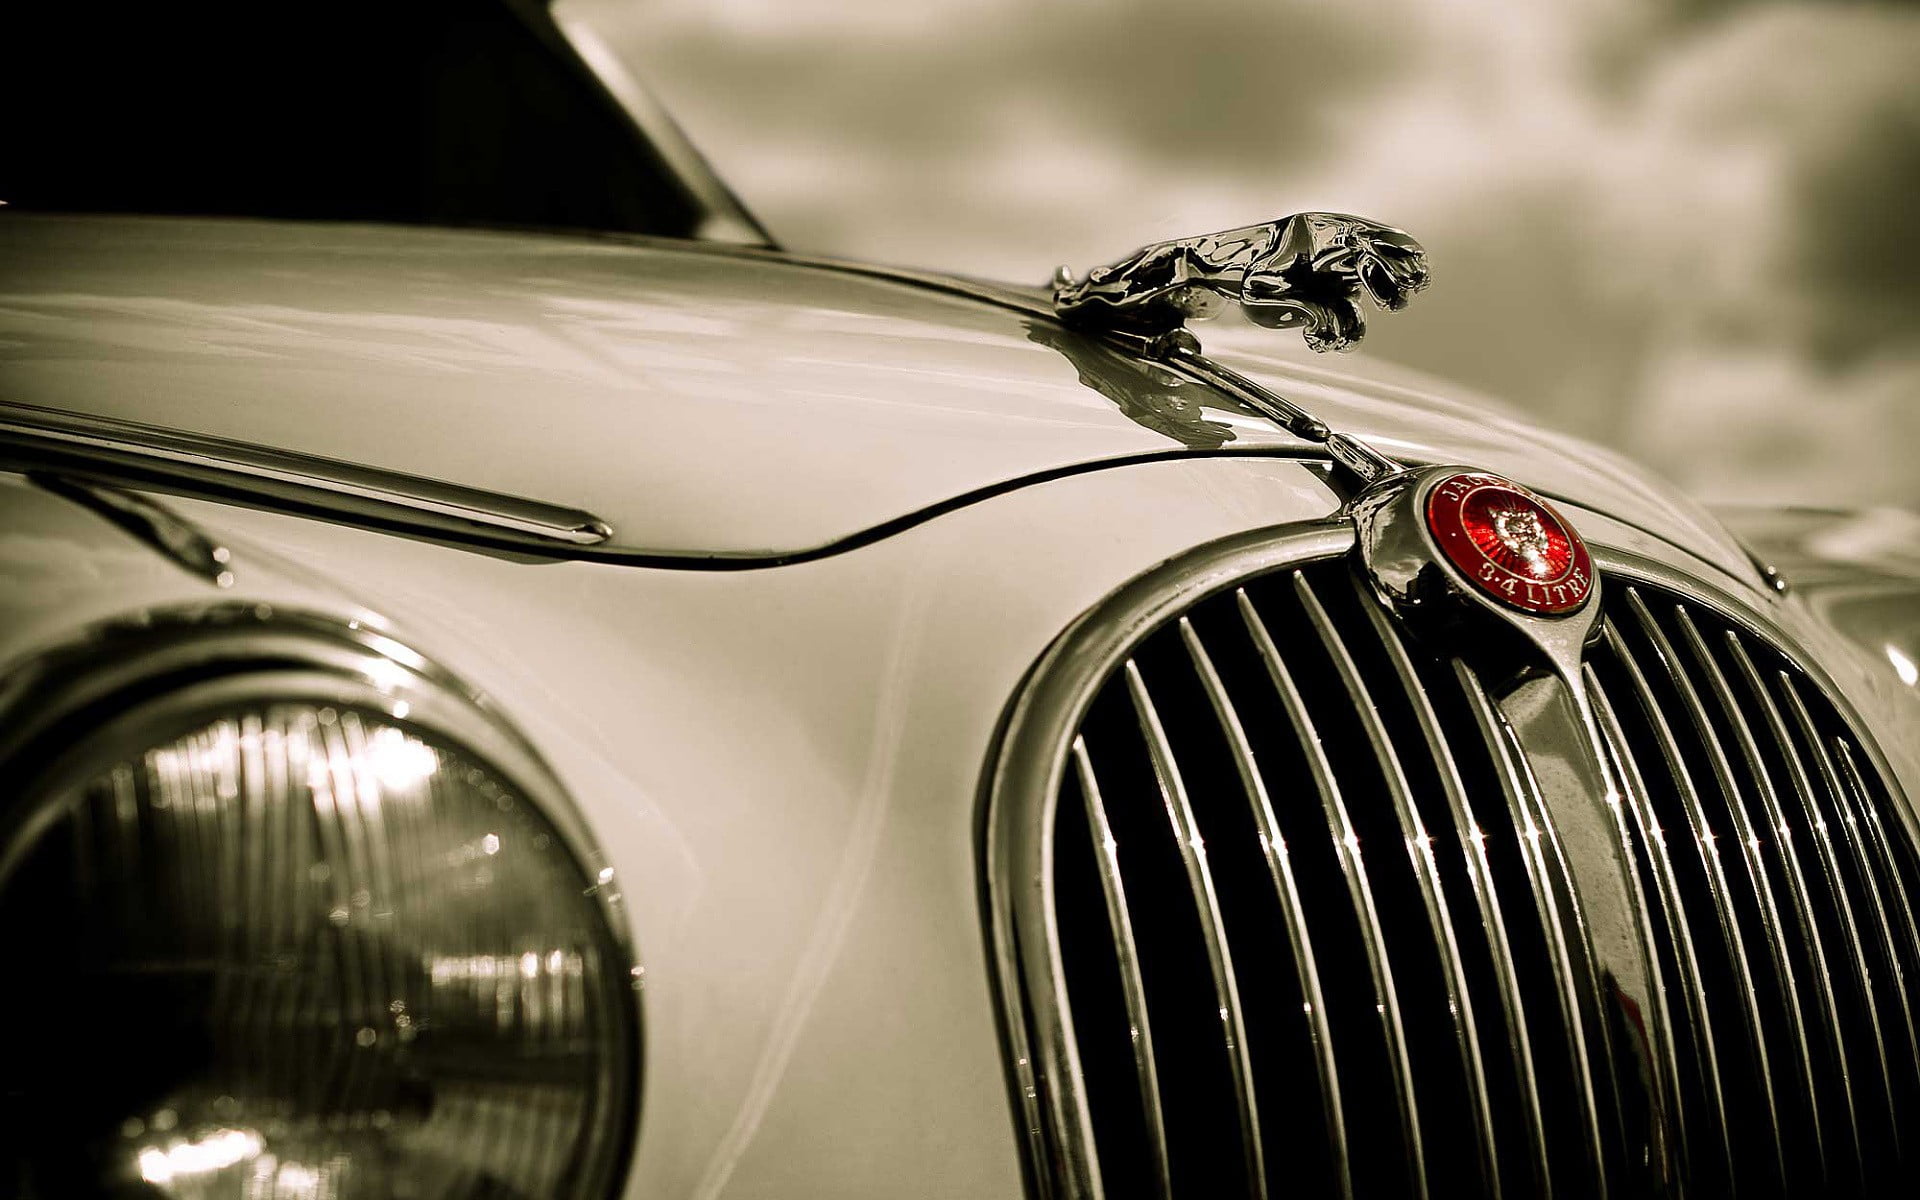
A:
[991, 545, 1920, 1199]
[1588, 584, 1920, 1195]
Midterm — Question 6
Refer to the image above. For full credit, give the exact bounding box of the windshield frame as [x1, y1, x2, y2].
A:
[550, 4, 775, 248]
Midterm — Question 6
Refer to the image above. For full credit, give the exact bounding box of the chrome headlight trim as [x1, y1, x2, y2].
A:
[0, 605, 628, 915]
[0, 601, 642, 1199]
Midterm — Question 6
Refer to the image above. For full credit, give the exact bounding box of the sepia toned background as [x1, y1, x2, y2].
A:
[565, 0, 1918, 511]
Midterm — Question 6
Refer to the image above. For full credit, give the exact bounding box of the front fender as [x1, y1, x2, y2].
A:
[1716, 504, 1920, 698]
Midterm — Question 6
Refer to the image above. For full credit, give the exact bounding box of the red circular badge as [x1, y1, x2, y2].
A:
[1424, 473, 1593, 616]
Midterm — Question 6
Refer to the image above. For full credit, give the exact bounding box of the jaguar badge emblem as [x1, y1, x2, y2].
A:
[1052, 211, 1431, 352]
[1425, 472, 1593, 616]
[1351, 465, 1602, 676]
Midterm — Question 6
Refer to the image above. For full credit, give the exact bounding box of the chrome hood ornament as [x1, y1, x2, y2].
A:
[1053, 217, 1607, 655]
[1050, 212, 1431, 489]
[1052, 212, 1430, 351]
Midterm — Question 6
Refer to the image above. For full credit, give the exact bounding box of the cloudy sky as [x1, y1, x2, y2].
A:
[567, 0, 1918, 509]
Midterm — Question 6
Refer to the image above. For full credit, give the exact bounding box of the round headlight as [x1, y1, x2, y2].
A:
[0, 610, 637, 1199]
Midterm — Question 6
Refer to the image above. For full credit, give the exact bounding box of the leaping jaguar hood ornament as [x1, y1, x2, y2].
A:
[1052, 212, 1431, 352]
[1053, 215, 1601, 645]
[1049, 212, 1434, 489]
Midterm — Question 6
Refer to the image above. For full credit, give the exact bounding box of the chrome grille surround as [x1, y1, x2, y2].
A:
[985, 523, 1919, 1200]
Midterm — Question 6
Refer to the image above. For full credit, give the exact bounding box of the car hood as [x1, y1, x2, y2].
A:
[0, 214, 1749, 575]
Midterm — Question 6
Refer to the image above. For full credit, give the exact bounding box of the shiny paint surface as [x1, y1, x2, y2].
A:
[3, 211, 1914, 1198]
[2, 214, 1749, 578]
[3, 458, 1915, 1199]
[0, 461, 1338, 1199]
[1717, 504, 1920, 719]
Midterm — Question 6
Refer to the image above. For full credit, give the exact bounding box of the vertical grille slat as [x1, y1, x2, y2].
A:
[1123, 662, 1268, 1198]
[1726, 636, 1900, 1157]
[1297, 574, 1501, 1196]
[1359, 589, 1552, 1198]
[1833, 739, 1920, 979]
[1454, 659, 1611, 1195]
[1068, 737, 1174, 1199]
[1238, 585, 1428, 1199]
[997, 546, 1917, 1200]
[1829, 732, 1920, 1134]
[1795, 687, 1920, 1094]
[1585, 670, 1736, 1189]
[1669, 606, 1866, 1179]
[1577, 662, 1690, 1186]
[1625, 591, 1836, 1184]
[1177, 614, 1351, 1199]
[1599, 618, 1794, 1191]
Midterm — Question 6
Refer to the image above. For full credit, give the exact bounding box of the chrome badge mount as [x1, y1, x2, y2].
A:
[1053, 213, 1601, 656]
[1351, 466, 1602, 676]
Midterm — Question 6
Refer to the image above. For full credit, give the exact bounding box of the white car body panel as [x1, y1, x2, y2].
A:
[2, 214, 1752, 579]
[4, 446, 1915, 1196]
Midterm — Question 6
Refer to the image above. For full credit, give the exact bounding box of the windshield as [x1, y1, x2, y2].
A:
[1, 0, 766, 243]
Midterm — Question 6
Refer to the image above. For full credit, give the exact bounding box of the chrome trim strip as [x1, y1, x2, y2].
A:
[33, 472, 236, 587]
[1302, 574, 1498, 1194]
[1455, 659, 1610, 1194]
[1599, 617, 1790, 1186]
[1243, 584, 1425, 1198]
[1032, 800, 1105, 1200]
[1586, 665, 1736, 1187]
[1359, 588, 1550, 1197]
[1643, 594, 1835, 1181]
[1124, 661, 1267, 1197]
[1068, 738, 1173, 1199]
[1726, 635, 1896, 1142]
[1180, 613, 1351, 1199]
[0, 401, 615, 546]
[1573, 663, 1687, 1189]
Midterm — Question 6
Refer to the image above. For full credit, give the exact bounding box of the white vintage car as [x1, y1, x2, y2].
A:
[3, 4, 1918, 1199]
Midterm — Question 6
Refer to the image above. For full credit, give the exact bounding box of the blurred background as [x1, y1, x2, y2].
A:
[565, 0, 1917, 510]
